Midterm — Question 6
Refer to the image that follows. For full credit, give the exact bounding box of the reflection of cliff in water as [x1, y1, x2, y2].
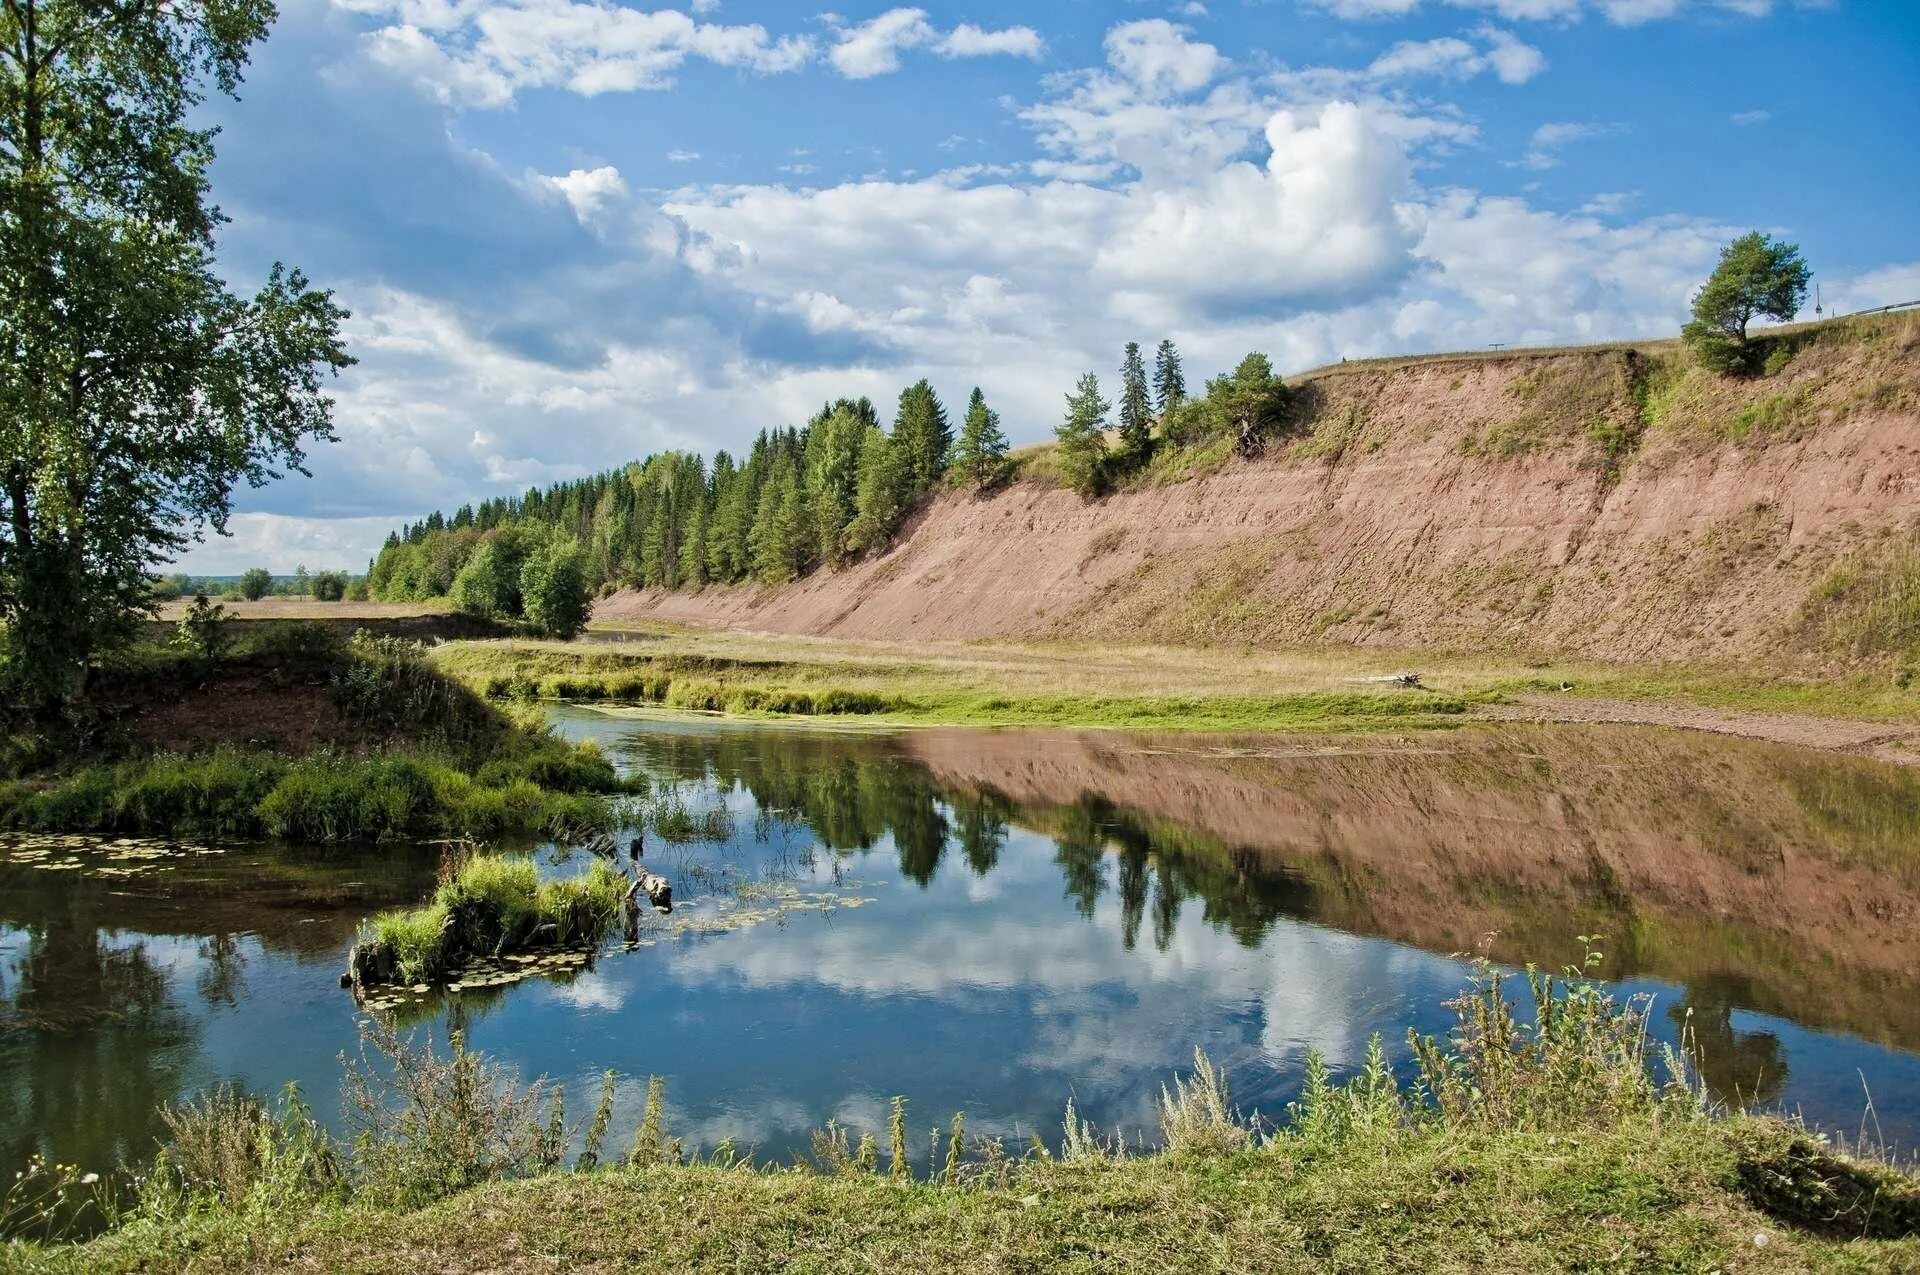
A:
[620, 722, 1920, 1057]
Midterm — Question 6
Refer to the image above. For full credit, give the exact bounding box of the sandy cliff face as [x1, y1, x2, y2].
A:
[601, 325, 1920, 664]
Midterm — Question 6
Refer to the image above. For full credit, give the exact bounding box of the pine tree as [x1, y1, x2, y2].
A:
[1153, 339, 1186, 414]
[847, 426, 909, 554]
[1055, 373, 1110, 498]
[1117, 342, 1153, 469]
[893, 380, 952, 500]
[952, 387, 1011, 488]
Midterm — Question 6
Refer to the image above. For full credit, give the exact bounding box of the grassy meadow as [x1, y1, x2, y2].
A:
[427, 623, 1920, 735]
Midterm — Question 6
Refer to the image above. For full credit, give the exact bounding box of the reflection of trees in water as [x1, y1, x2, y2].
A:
[196, 933, 247, 1007]
[1670, 974, 1788, 1109]
[618, 730, 1315, 953]
[0, 917, 196, 1176]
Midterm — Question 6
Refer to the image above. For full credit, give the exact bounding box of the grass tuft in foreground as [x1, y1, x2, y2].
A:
[12, 947, 1917, 1271]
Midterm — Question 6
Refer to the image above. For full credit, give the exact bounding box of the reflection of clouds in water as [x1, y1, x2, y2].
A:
[544, 972, 628, 1013]
[663, 832, 1462, 1111]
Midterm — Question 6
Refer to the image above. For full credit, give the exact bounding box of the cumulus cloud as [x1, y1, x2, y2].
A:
[825, 8, 1043, 80]
[341, 0, 815, 106]
[181, 5, 1802, 571]
[1303, 0, 1793, 21]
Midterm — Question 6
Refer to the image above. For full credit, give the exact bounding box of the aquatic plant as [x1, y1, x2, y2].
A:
[354, 852, 630, 987]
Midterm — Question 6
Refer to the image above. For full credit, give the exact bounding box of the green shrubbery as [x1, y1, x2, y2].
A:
[359, 851, 630, 985]
[0, 747, 620, 843]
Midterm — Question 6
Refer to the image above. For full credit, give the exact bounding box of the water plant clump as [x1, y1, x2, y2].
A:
[348, 847, 632, 990]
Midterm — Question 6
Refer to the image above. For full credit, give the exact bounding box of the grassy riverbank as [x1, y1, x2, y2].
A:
[0, 625, 633, 841]
[428, 625, 1920, 736]
[6, 962, 1916, 1272]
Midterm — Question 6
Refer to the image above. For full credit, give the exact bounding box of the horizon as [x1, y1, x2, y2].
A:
[176, 0, 1920, 573]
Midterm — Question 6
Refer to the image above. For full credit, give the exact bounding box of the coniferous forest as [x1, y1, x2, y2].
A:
[366, 342, 1290, 625]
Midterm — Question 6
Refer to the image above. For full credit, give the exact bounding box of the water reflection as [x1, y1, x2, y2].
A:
[3, 712, 1919, 1194]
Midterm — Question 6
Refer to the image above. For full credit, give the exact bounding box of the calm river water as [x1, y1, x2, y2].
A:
[5, 709, 1920, 1185]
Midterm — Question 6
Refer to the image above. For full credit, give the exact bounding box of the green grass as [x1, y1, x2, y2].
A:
[12, 958, 1918, 1271]
[0, 744, 624, 843]
[434, 640, 1493, 732]
[358, 852, 630, 984]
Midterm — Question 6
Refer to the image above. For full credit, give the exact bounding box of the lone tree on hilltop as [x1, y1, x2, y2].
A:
[1055, 374, 1110, 498]
[1682, 232, 1811, 374]
[0, 0, 352, 711]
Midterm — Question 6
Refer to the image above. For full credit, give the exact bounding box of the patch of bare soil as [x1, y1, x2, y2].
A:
[109, 662, 353, 753]
[1480, 695, 1920, 765]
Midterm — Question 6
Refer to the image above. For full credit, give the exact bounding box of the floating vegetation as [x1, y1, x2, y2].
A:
[0, 832, 227, 878]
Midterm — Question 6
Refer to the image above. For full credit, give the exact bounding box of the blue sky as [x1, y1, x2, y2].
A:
[180, 0, 1920, 572]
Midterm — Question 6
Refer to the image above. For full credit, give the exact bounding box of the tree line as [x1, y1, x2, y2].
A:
[368, 339, 1295, 626]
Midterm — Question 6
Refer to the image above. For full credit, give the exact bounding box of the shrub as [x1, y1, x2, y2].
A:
[237, 568, 273, 601]
[520, 539, 591, 639]
[312, 571, 350, 602]
[174, 595, 232, 665]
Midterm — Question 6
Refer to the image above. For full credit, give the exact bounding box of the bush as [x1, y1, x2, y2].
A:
[312, 571, 350, 602]
[238, 568, 273, 601]
[174, 595, 232, 665]
[520, 539, 591, 639]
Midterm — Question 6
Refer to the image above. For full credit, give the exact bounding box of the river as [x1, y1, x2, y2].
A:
[4, 709, 1918, 1190]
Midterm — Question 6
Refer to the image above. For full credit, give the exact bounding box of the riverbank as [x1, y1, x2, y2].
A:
[8, 963, 1917, 1272]
[13, 1123, 1912, 1273]
[430, 625, 1920, 758]
[0, 625, 634, 841]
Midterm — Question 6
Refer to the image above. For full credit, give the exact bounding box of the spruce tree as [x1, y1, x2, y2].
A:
[848, 426, 909, 555]
[1055, 373, 1110, 498]
[893, 380, 952, 499]
[952, 388, 1011, 488]
[1153, 339, 1187, 414]
[1117, 342, 1153, 469]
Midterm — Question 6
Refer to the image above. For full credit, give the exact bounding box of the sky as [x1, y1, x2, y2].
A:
[177, 0, 1920, 573]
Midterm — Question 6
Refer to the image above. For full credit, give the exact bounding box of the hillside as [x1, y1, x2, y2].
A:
[601, 315, 1920, 667]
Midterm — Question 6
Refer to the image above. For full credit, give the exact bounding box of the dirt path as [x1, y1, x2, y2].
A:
[1480, 694, 1920, 765]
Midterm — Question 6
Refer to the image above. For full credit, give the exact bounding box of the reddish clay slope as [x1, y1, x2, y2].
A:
[600, 322, 1920, 664]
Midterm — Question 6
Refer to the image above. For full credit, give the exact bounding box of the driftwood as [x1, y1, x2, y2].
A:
[1351, 673, 1423, 688]
[625, 871, 672, 913]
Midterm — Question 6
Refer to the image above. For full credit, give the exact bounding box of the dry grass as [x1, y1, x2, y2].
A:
[153, 597, 453, 622]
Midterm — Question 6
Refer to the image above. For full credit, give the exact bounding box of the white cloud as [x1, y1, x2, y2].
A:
[1519, 119, 1625, 168]
[1729, 108, 1773, 126]
[1366, 26, 1545, 84]
[826, 8, 1042, 80]
[341, 0, 815, 106]
[1303, 0, 1790, 22]
[1104, 19, 1226, 96]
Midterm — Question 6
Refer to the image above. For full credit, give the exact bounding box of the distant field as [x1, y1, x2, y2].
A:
[154, 596, 452, 621]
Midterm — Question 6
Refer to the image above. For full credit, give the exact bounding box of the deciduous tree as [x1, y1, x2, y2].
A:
[1682, 232, 1811, 374]
[0, 0, 351, 708]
